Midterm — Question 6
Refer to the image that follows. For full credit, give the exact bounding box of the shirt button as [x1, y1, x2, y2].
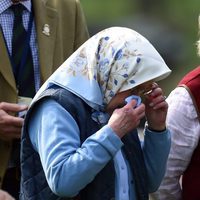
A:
[121, 165, 124, 170]
[123, 189, 126, 193]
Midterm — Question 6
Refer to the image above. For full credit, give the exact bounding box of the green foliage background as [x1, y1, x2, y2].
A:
[81, 0, 199, 94]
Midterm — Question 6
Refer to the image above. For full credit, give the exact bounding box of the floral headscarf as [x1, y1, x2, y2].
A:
[33, 27, 171, 111]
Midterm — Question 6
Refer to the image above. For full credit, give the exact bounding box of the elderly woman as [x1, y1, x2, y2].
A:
[20, 27, 171, 200]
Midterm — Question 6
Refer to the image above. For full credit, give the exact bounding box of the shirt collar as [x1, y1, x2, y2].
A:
[0, 0, 32, 14]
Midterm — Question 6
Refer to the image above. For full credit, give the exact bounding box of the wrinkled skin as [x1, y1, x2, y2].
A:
[107, 82, 167, 138]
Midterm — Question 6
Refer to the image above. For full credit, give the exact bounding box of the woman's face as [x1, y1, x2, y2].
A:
[106, 81, 153, 114]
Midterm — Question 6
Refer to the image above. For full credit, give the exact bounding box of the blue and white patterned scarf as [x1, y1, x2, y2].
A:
[32, 27, 171, 123]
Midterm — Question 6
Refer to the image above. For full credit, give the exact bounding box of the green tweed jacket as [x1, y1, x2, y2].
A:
[0, 0, 89, 187]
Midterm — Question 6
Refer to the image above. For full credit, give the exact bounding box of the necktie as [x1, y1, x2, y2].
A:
[12, 0, 27, 4]
[12, 0, 20, 3]
[11, 4, 35, 98]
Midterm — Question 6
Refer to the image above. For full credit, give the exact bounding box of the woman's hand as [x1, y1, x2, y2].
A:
[144, 83, 168, 131]
[108, 100, 145, 138]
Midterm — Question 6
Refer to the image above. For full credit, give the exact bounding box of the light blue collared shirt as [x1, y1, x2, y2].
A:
[29, 99, 171, 199]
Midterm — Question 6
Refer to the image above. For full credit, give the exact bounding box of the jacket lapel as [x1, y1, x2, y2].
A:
[32, 0, 57, 84]
[0, 30, 16, 91]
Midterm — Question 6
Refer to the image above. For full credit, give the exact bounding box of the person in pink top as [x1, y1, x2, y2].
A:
[152, 15, 200, 200]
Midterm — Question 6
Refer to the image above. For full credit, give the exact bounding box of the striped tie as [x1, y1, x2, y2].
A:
[11, 4, 35, 98]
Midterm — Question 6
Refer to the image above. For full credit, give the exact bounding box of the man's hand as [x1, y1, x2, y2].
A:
[0, 102, 28, 140]
[0, 189, 15, 200]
